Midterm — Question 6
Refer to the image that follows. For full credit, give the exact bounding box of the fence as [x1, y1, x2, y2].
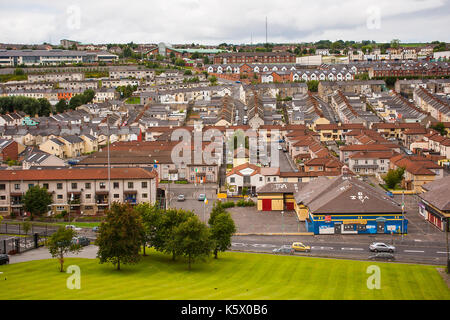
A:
[0, 222, 59, 238]
[0, 233, 46, 255]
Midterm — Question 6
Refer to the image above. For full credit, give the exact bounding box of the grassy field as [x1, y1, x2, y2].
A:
[0, 250, 448, 300]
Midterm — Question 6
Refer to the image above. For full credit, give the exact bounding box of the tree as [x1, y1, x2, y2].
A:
[431, 122, 446, 136]
[390, 39, 400, 49]
[156, 209, 195, 260]
[22, 185, 52, 220]
[96, 203, 144, 270]
[55, 99, 68, 113]
[209, 75, 217, 85]
[22, 221, 32, 236]
[307, 80, 319, 92]
[47, 226, 82, 272]
[135, 203, 162, 256]
[383, 167, 405, 189]
[209, 212, 236, 259]
[173, 216, 212, 270]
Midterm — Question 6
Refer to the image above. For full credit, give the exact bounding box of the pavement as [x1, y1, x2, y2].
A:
[8, 245, 98, 264]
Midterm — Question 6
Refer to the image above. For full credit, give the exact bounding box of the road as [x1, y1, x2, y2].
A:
[230, 235, 449, 265]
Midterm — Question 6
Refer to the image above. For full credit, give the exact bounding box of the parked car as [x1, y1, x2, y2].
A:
[177, 194, 186, 202]
[278, 145, 283, 150]
[282, 147, 287, 152]
[292, 242, 311, 252]
[368, 252, 395, 261]
[198, 194, 206, 201]
[369, 242, 395, 253]
[273, 246, 294, 255]
[72, 237, 90, 247]
[65, 225, 82, 232]
[92, 226, 99, 233]
[0, 254, 9, 265]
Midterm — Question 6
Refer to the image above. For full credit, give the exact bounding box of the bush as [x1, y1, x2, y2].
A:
[236, 199, 254, 207]
[174, 180, 188, 184]
[222, 201, 235, 208]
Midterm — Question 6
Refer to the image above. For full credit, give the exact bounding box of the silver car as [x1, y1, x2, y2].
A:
[369, 242, 395, 253]
[273, 246, 294, 255]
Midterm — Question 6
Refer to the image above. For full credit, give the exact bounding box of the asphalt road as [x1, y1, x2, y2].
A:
[231, 235, 449, 265]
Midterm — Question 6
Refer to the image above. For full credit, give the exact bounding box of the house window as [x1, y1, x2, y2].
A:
[71, 183, 77, 190]
[128, 182, 134, 189]
[86, 194, 91, 199]
[43, 183, 49, 190]
[57, 194, 63, 199]
[0, 184, 5, 190]
[114, 194, 119, 199]
[230, 177, 235, 183]
[85, 183, 91, 189]
[28, 184, 34, 189]
[113, 182, 119, 189]
[0, 196, 5, 200]
[142, 193, 148, 198]
[259, 177, 263, 182]
[14, 184, 20, 190]
[57, 183, 63, 190]
[99, 182, 106, 189]
[141, 182, 148, 188]
[56, 206, 65, 211]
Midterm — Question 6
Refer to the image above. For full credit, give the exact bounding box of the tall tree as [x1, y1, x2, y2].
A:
[47, 226, 82, 272]
[135, 203, 162, 256]
[157, 209, 194, 261]
[96, 203, 144, 270]
[173, 216, 212, 270]
[22, 185, 52, 220]
[209, 212, 236, 259]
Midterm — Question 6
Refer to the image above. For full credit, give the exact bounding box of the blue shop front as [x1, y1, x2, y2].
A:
[306, 214, 408, 235]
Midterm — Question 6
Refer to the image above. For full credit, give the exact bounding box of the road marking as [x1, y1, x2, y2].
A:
[231, 243, 247, 247]
[251, 244, 277, 248]
[341, 247, 364, 251]
[436, 251, 450, 254]
[404, 250, 425, 253]
[312, 246, 334, 250]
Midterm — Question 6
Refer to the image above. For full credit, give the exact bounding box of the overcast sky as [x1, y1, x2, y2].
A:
[0, 0, 449, 45]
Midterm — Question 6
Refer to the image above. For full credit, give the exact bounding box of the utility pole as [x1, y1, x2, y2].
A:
[446, 217, 449, 274]
[107, 116, 111, 208]
[401, 191, 405, 241]
[265, 16, 268, 48]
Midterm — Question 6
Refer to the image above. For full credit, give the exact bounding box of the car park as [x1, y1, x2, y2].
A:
[273, 246, 294, 255]
[0, 254, 9, 265]
[292, 242, 311, 252]
[368, 252, 395, 261]
[177, 194, 186, 202]
[369, 242, 395, 253]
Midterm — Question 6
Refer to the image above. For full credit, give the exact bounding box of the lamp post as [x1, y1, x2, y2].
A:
[281, 210, 285, 244]
[446, 217, 449, 274]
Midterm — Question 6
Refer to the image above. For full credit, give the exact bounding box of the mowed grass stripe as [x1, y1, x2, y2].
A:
[0, 251, 449, 300]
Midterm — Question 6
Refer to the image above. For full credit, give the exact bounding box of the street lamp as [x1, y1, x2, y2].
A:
[281, 210, 285, 244]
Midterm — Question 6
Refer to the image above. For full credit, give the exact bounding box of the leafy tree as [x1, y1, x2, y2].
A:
[135, 203, 162, 256]
[307, 80, 319, 92]
[209, 75, 217, 85]
[390, 39, 401, 49]
[175, 58, 186, 67]
[156, 209, 195, 260]
[23, 185, 52, 220]
[209, 212, 236, 259]
[47, 226, 82, 272]
[22, 221, 32, 235]
[55, 99, 68, 113]
[184, 69, 192, 75]
[203, 56, 210, 64]
[173, 216, 212, 270]
[96, 203, 144, 270]
[431, 122, 446, 136]
[383, 167, 405, 189]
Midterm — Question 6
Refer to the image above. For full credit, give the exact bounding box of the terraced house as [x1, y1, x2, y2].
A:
[0, 167, 158, 217]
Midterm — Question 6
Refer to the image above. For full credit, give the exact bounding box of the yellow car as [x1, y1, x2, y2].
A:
[291, 242, 311, 253]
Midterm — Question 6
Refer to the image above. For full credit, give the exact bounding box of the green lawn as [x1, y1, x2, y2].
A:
[125, 97, 141, 104]
[0, 251, 448, 300]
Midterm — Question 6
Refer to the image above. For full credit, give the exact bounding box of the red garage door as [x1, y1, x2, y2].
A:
[262, 199, 272, 211]
[285, 202, 294, 210]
